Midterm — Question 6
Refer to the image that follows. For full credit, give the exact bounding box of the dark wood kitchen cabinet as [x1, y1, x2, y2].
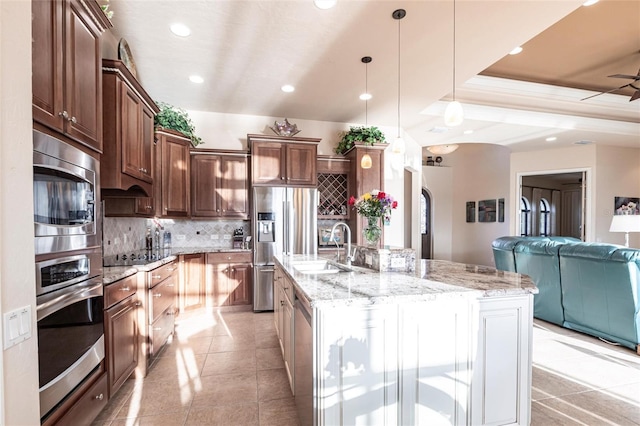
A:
[32, 0, 111, 153]
[104, 274, 139, 398]
[191, 151, 249, 219]
[179, 253, 206, 312]
[155, 130, 191, 218]
[206, 252, 252, 307]
[102, 59, 159, 197]
[248, 134, 320, 187]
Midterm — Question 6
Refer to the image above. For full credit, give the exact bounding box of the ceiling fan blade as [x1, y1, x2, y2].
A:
[580, 84, 631, 101]
[630, 90, 640, 102]
[608, 73, 640, 80]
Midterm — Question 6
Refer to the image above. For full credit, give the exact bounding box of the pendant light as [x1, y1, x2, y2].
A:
[360, 56, 373, 169]
[444, 0, 464, 127]
[391, 9, 406, 155]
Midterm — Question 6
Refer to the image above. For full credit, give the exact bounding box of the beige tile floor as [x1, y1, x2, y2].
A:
[93, 309, 640, 426]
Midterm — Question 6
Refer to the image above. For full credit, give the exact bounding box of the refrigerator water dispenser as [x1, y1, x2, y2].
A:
[257, 212, 276, 242]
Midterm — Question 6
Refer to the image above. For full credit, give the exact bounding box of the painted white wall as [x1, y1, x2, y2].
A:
[595, 145, 640, 248]
[0, 1, 41, 424]
[446, 144, 511, 267]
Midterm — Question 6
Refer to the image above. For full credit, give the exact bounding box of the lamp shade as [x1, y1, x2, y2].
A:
[391, 136, 405, 155]
[361, 153, 372, 169]
[444, 100, 464, 127]
[609, 215, 640, 232]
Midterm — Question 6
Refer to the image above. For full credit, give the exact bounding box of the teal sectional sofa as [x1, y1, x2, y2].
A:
[492, 236, 640, 354]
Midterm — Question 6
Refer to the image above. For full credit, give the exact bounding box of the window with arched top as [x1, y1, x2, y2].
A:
[520, 197, 531, 236]
[540, 198, 551, 237]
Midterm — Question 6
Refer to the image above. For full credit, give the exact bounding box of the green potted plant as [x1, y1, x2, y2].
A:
[154, 101, 203, 146]
[334, 126, 387, 155]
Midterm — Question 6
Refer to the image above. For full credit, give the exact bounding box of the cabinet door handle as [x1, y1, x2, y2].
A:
[94, 393, 104, 401]
[166, 284, 175, 287]
[216, 209, 220, 212]
[154, 293, 162, 297]
[58, 110, 69, 119]
[280, 300, 284, 306]
[153, 275, 162, 279]
[154, 327, 163, 331]
[69, 116, 77, 123]
[120, 286, 130, 291]
[281, 176, 285, 180]
[135, 301, 142, 306]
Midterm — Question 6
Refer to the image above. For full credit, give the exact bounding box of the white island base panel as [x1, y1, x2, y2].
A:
[314, 295, 532, 426]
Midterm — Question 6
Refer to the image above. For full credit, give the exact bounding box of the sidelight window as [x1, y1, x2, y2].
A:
[539, 198, 551, 237]
[520, 197, 531, 236]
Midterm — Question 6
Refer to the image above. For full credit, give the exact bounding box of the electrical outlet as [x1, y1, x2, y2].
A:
[210, 234, 219, 240]
[176, 234, 186, 241]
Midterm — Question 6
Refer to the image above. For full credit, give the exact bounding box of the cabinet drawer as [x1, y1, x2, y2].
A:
[149, 306, 175, 357]
[149, 278, 176, 323]
[105, 274, 137, 308]
[207, 252, 252, 264]
[55, 372, 108, 426]
[148, 259, 178, 288]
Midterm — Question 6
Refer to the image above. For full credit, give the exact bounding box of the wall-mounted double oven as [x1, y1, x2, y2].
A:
[33, 130, 104, 420]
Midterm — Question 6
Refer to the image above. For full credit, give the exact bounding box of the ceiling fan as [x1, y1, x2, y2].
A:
[581, 67, 640, 102]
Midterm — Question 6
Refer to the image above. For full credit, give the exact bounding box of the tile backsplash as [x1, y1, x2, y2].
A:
[103, 217, 250, 257]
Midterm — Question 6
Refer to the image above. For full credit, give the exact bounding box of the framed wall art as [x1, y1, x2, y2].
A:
[478, 199, 497, 223]
[614, 196, 640, 215]
[466, 201, 475, 223]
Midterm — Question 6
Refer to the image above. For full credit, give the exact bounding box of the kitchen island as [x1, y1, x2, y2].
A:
[274, 254, 537, 426]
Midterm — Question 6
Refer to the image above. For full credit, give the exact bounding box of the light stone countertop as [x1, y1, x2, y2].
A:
[102, 249, 252, 284]
[275, 254, 537, 308]
[103, 255, 178, 284]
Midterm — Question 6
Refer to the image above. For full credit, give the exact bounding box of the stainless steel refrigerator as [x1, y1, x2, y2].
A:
[253, 187, 318, 311]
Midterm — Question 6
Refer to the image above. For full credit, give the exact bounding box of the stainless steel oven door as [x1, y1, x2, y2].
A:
[33, 130, 100, 254]
[37, 277, 104, 419]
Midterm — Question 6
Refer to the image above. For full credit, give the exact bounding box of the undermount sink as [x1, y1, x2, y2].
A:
[293, 260, 352, 275]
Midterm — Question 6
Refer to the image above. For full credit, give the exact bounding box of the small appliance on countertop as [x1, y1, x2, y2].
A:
[233, 227, 244, 249]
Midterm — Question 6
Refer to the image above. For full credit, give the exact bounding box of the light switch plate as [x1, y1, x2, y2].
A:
[3, 305, 32, 350]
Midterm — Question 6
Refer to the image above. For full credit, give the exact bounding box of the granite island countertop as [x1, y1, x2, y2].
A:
[275, 254, 537, 308]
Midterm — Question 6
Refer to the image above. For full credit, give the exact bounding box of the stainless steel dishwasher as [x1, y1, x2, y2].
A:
[294, 290, 313, 425]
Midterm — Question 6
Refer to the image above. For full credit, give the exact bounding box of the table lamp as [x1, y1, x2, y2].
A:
[609, 215, 640, 247]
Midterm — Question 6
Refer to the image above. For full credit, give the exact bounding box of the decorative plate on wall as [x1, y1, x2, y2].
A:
[118, 38, 137, 78]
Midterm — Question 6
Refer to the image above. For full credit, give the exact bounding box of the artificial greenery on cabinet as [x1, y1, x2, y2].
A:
[334, 126, 387, 155]
[154, 101, 203, 146]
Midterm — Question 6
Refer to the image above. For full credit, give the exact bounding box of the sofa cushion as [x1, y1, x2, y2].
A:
[559, 243, 640, 350]
[514, 240, 566, 325]
[492, 236, 548, 272]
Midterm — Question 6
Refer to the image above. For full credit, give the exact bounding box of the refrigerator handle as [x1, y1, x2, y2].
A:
[283, 199, 289, 256]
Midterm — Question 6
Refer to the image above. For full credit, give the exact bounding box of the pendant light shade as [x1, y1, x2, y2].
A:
[360, 56, 374, 169]
[446, 0, 464, 127]
[361, 153, 372, 169]
[444, 100, 464, 127]
[392, 137, 405, 154]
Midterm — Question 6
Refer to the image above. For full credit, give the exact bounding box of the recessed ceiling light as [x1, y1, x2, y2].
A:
[189, 75, 204, 84]
[509, 46, 523, 55]
[574, 140, 593, 145]
[582, 0, 598, 6]
[359, 93, 372, 101]
[281, 85, 295, 93]
[545, 136, 557, 142]
[463, 129, 473, 135]
[170, 23, 191, 37]
[429, 126, 449, 134]
[314, 0, 337, 10]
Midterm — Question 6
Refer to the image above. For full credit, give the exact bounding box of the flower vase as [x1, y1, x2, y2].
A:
[363, 217, 382, 247]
